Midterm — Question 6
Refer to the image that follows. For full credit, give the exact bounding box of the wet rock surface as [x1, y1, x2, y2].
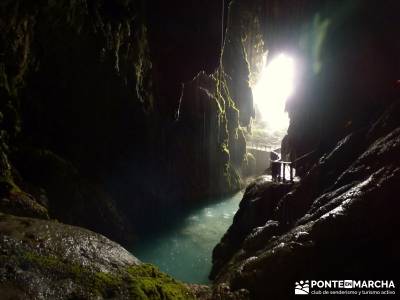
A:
[210, 176, 294, 279]
[210, 101, 400, 299]
[0, 189, 48, 220]
[209, 1, 400, 297]
[0, 0, 255, 241]
[0, 0, 398, 299]
[0, 213, 194, 299]
[171, 71, 244, 200]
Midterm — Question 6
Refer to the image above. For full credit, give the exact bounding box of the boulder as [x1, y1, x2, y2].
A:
[0, 213, 194, 300]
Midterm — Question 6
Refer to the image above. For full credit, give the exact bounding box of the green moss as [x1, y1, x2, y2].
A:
[221, 143, 230, 158]
[242, 152, 256, 176]
[210, 69, 244, 193]
[226, 164, 241, 191]
[21, 252, 194, 299]
[0, 170, 49, 219]
[0, 177, 21, 194]
[125, 264, 194, 300]
[23, 252, 88, 279]
[94, 271, 123, 287]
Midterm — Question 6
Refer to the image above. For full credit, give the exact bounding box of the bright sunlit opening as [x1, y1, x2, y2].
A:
[252, 53, 295, 132]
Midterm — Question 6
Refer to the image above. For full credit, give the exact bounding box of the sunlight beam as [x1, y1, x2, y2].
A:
[252, 53, 295, 132]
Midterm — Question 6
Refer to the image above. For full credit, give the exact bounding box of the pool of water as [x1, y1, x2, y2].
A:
[132, 191, 244, 284]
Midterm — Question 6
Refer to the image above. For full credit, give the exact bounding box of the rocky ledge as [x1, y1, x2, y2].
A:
[210, 177, 294, 280]
[210, 100, 400, 299]
[0, 213, 195, 299]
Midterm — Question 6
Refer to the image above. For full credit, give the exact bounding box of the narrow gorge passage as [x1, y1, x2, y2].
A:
[0, 1, 398, 299]
[131, 50, 297, 285]
[133, 191, 244, 284]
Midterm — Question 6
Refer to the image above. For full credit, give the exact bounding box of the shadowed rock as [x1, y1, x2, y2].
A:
[0, 213, 194, 299]
[210, 100, 400, 299]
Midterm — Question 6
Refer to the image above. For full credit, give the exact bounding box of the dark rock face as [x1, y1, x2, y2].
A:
[145, 0, 223, 118]
[210, 176, 293, 279]
[0, 213, 194, 299]
[284, 0, 400, 165]
[0, 0, 151, 243]
[222, 0, 255, 127]
[0, 188, 48, 220]
[211, 100, 400, 299]
[170, 71, 244, 200]
[160, 0, 259, 201]
[13, 148, 132, 245]
[210, 1, 400, 298]
[0, 1, 398, 298]
[0, 0, 253, 242]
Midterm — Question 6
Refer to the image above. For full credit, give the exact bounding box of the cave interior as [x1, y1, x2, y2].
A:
[0, 0, 399, 299]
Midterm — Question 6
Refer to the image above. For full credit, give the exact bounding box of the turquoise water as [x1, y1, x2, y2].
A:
[133, 191, 244, 284]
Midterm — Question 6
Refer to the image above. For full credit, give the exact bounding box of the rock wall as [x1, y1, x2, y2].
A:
[284, 0, 400, 165]
[0, 0, 154, 244]
[162, 0, 258, 200]
[169, 71, 243, 199]
[210, 1, 400, 299]
[0, 0, 255, 242]
[211, 100, 400, 299]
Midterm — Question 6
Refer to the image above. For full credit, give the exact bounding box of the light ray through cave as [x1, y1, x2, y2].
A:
[252, 53, 295, 133]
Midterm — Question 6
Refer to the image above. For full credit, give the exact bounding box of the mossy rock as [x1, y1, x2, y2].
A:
[242, 152, 256, 176]
[0, 169, 49, 220]
[0, 213, 194, 299]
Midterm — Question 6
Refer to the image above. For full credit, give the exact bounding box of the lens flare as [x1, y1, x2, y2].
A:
[252, 53, 295, 132]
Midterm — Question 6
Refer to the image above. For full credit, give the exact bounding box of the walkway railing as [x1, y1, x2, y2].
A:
[270, 149, 318, 183]
[246, 142, 275, 152]
[271, 161, 295, 182]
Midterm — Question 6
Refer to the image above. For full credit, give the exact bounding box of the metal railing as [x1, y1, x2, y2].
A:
[246, 142, 274, 152]
[271, 161, 295, 182]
